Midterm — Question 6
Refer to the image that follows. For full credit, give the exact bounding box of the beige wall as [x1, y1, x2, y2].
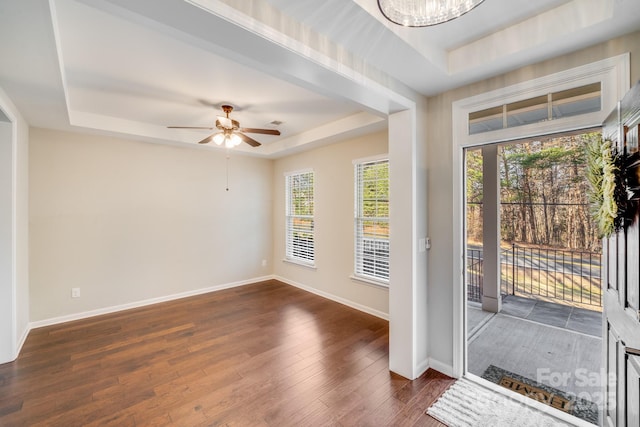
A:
[29, 128, 273, 322]
[272, 131, 389, 317]
[29, 127, 392, 324]
[425, 31, 640, 369]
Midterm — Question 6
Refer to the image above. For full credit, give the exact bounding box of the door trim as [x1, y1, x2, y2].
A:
[452, 53, 630, 379]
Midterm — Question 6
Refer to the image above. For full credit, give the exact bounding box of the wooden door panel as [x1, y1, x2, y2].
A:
[628, 216, 640, 313]
[617, 339, 627, 427]
[626, 122, 640, 315]
[618, 231, 626, 302]
[609, 235, 618, 291]
[603, 81, 640, 427]
[607, 327, 619, 426]
[605, 289, 640, 350]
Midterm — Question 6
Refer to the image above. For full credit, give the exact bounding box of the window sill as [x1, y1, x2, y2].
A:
[350, 275, 389, 289]
[282, 258, 317, 270]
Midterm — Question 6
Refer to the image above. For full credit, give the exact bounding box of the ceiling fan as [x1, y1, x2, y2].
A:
[168, 105, 280, 148]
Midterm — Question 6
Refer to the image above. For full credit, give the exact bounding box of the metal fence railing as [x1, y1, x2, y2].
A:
[467, 244, 602, 308]
[467, 248, 483, 303]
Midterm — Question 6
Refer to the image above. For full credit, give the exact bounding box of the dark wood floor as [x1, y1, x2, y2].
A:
[0, 280, 453, 426]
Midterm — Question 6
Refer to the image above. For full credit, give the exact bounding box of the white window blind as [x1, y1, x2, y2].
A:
[285, 171, 315, 264]
[354, 158, 389, 283]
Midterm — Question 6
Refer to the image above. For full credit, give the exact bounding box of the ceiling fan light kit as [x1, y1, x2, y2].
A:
[168, 104, 281, 148]
[378, 0, 485, 27]
[213, 132, 242, 148]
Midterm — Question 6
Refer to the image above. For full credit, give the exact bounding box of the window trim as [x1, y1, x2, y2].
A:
[353, 155, 390, 286]
[284, 169, 315, 267]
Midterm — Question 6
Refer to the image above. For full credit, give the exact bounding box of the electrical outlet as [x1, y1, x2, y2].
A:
[71, 288, 80, 298]
[261, 259, 267, 267]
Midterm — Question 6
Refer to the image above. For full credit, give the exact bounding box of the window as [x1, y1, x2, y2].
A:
[285, 170, 315, 265]
[469, 82, 602, 135]
[354, 157, 389, 283]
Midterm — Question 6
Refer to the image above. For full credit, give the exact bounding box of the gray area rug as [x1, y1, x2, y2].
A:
[427, 378, 571, 427]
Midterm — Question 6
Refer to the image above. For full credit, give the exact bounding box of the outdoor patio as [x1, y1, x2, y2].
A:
[467, 295, 602, 424]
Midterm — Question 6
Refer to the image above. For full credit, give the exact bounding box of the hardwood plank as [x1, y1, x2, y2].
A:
[0, 280, 453, 426]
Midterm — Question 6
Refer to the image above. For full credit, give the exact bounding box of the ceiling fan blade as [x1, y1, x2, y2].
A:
[197, 134, 216, 144]
[239, 127, 281, 135]
[167, 126, 216, 130]
[237, 132, 261, 147]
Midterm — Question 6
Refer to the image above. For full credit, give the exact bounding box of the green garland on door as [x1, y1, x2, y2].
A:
[586, 136, 626, 237]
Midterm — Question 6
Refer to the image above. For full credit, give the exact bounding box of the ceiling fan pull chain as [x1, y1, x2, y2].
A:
[225, 151, 230, 191]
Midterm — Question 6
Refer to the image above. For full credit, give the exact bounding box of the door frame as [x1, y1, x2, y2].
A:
[0, 85, 31, 364]
[452, 53, 630, 379]
[0, 102, 17, 363]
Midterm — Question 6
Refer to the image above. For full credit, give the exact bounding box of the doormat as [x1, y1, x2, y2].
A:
[481, 365, 598, 424]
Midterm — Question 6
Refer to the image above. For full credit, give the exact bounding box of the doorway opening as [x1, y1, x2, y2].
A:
[464, 130, 603, 424]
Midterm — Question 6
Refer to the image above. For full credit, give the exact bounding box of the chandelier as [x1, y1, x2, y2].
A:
[378, 0, 485, 27]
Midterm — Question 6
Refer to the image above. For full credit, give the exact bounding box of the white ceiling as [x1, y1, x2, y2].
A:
[0, 0, 638, 157]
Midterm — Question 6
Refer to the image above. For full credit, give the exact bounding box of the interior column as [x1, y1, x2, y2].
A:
[389, 107, 426, 379]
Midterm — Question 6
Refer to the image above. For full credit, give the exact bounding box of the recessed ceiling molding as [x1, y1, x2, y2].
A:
[103, 0, 412, 115]
[67, 109, 388, 158]
[261, 112, 387, 158]
[0, 108, 10, 123]
[68, 109, 275, 154]
[46, 0, 415, 157]
[47, 0, 72, 124]
[68, 110, 197, 145]
[448, 0, 614, 75]
[246, 0, 428, 107]
[9, 0, 634, 159]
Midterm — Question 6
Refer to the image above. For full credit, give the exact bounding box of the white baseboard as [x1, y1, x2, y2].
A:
[3, 325, 32, 363]
[428, 358, 456, 378]
[273, 275, 389, 321]
[27, 275, 388, 354]
[28, 274, 388, 330]
[21, 275, 455, 385]
[415, 357, 431, 379]
[29, 275, 274, 329]
[15, 324, 30, 358]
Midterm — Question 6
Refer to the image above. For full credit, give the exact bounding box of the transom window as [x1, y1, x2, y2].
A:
[354, 157, 389, 283]
[469, 82, 602, 135]
[285, 170, 315, 265]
